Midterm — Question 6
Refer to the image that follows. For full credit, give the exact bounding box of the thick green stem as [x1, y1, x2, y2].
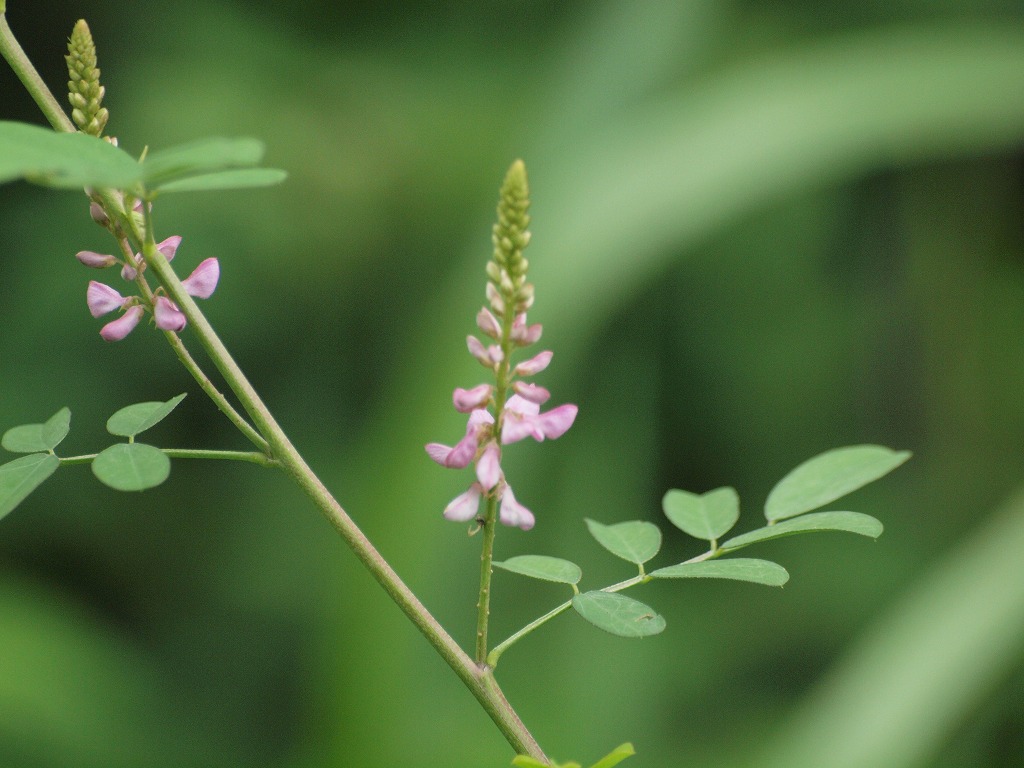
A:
[0, 15, 75, 132]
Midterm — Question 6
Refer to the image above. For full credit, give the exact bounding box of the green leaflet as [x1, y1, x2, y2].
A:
[650, 558, 789, 587]
[585, 519, 662, 565]
[572, 591, 665, 638]
[494, 555, 583, 585]
[0, 453, 60, 520]
[765, 445, 910, 522]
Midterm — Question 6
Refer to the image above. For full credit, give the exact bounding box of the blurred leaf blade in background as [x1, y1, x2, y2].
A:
[1, 1, 1024, 767]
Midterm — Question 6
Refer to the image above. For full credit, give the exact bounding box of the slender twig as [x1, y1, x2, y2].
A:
[60, 449, 276, 467]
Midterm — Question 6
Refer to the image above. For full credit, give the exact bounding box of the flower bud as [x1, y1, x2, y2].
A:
[76, 250, 117, 269]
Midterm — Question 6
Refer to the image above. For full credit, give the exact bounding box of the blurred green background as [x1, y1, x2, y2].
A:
[2, 1, 1024, 766]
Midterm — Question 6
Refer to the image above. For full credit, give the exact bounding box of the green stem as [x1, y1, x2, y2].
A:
[60, 449, 276, 467]
[489, 574, 646, 667]
[138, 233, 547, 762]
[162, 330, 271, 454]
[0, 15, 75, 132]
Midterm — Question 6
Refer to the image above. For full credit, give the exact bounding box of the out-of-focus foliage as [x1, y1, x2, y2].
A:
[1, 1, 1023, 766]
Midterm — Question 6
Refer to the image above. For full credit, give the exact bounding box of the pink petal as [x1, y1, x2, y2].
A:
[476, 307, 501, 339]
[444, 484, 483, 522]
[121, 262, 138, 281]
[510, 314, 542, 345]
[153, 296, 187, 331]
[513, 381, 551, 405]
[513, 350, 553, 377]
[87, 281, 126, 317]
[502, 415, 543, 445]
[475, 442, 501, 489]
[157, 235, 182, 261]
[182, 257, 219, 299]
[499, 486, 535, 530]
[538, 404, 578, 440]
[76, 250, 117, 269]
[99, 305, 143, 341]
[506, 394, 540, 417]
[453, 384, 493, 413]
[425, 443, 454, 466]
[444, 432, 478, 468]
[486, 282, 504, 314]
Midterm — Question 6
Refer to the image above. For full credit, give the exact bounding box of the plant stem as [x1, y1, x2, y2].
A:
[139, 236, 548, 762]
[60, 449, 276, 466]
[0, 15, 75, 132]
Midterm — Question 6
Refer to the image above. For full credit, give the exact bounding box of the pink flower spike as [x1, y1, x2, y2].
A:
[87, 281, 127, 317]
[453, 384, 493, 413]
[157, 235, 182, 261]
[513, 350, 553, 377]
[476, 442, 501, 489]
[182, 258, 220, 299]
[99, 305, 144, 341]
[476, 307, 501, 339]
[499, 486, 535, 530]
[513, 381, 551, 405]
[444, 484, 483, 522]
[153, 296, 187, 332]
[510, 314, 543, 346]
[76, 250, 117, 269]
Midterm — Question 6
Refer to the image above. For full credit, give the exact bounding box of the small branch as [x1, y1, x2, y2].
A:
[59, 449, 276, 467]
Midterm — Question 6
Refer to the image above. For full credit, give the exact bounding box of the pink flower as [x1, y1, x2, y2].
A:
[499, 486, 535, 530]
[426, 409, 494, 469]
[512, 381, 551, 405]
[453, 384, 493, 413]
[514, 350, 553, 377]
[509, 313, 542, 346]
[444, 484, 483, 522]
[476, 307, 501, 339]
[467, 336, 503, 367]
[99, 305, 144, 341]
[475, 442, 502, 489]
[87, 281, 128, 317]
[501, 395, 578, 444]
[121, 236, 183, 281]
[153, 296, 186, 332]
[181, 258, 219, 299]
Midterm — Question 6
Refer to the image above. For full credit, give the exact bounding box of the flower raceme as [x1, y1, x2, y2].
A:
[425, 312, 578, 531]
[427, 159, 576, 531]
[79, 236, 220, 340]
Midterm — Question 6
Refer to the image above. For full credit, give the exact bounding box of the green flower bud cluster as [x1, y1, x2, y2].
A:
[487, 159, 534, 316]
[65, 19, 109, 137]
